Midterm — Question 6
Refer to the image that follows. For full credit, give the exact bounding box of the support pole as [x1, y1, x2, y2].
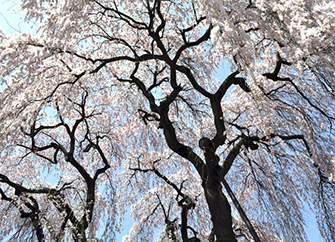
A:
[216, 166, 261, 242]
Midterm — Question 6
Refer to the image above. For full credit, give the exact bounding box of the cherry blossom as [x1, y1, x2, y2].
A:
[0, 0, 334, 241]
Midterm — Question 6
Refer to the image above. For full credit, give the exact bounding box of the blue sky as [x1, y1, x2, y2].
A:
[0, 1, 322, 241]
[1, 1, 28, 34]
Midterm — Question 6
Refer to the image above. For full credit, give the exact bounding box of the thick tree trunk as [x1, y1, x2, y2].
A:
[203, 174, 236, 242]
[203, 150, 236, 242]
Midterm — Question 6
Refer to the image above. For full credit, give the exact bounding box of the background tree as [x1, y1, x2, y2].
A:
[0, 0, 335, 241]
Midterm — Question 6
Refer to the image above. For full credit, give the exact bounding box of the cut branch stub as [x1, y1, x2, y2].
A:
[198, 137, 213, 152]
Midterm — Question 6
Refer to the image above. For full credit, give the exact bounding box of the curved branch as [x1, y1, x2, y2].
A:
[174, 22, 212, 63]
[159, 109, 207, 179]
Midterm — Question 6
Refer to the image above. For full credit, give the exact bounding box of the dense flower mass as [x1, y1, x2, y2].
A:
[0, 0, 334, 241]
